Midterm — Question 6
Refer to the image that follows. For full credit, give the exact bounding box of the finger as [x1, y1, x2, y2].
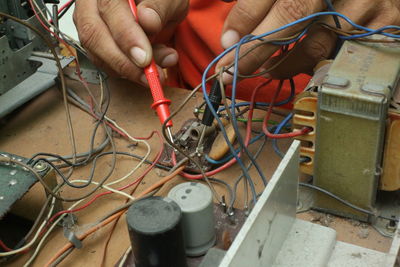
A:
[153, 44, 179, 68]
[217, 0, 325, 84]
[137, 0, 189, 36]
[221, 0, 275, 49]
[74, 0, 143, 81]
[366, 0, 400, 29]
[97, 0, 152, 67]
[265, 0, 381, 79]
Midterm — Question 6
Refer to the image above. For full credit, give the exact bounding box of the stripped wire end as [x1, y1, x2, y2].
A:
[166, 127, 174, 144]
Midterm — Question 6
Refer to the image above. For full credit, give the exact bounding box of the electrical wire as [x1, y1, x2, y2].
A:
[5, 8, 400, 265]
[272, 114, 294, 158]
[299, 183, 398, 222]
[43, 165, 186, 267]
[57, 0, 75, 20]
[0, 197, 56, 257]
[261, 80, 311, 139]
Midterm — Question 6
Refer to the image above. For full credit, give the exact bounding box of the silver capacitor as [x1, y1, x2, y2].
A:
[168, 182, 216, 256]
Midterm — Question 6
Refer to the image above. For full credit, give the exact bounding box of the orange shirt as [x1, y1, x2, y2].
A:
[167, 0, 310, 107]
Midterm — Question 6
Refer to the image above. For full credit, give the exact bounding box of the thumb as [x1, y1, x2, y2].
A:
[220, 0, 274, 49]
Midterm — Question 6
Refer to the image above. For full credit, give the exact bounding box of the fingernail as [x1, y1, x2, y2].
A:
[221, 30, 240, 49]
[140, 74, 148, 85]
[130, 47, 147, 66]
[222, 67, 234, 84]
[161, 53, 178, 67]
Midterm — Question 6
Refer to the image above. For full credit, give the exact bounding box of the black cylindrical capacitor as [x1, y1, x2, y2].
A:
[126, 196, 188, 267]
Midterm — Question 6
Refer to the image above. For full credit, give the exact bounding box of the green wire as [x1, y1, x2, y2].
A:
[197, 108, 278, 124]
[237, 117, 277, 124]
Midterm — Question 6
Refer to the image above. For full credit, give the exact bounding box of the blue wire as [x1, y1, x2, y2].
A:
[229, 34, 269, 186]
[272, 113, 293, 158]
[201, 11, 400, 202]
[270, 23, 310, 45]
[201, 12, 400, 161]
[217, 80, 295, 112]
[341, 25, 400, 39]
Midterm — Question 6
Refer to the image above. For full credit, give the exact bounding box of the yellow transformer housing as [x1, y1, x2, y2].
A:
[313, 40, 400, 221]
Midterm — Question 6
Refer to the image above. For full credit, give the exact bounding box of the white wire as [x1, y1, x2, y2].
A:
[23, 187, 136, 267]
[23, 199, 83, 267]
[118, 246, 132, 267]
[102, 116, 152, 186]
[70, 180, 135, 201]
[15, 2, 152, 264]
[0, 197, 56, 257]
[20, 104, 145, 265]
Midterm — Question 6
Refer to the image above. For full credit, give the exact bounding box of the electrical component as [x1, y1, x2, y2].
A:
[202, 80, 222, 127]
[168, 182, 216, 256]
[127, 0, 173, 142]
[126, 196, 187, 267]
[313, 39, 400, 221]
[380, 106, 400, 190]
[293, 91, 317, 175]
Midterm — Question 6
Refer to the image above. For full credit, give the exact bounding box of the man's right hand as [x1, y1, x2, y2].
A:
[73, 0, 189, 85]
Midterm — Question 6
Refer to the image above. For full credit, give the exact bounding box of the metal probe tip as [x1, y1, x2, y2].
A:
[166, 127, 174, 144]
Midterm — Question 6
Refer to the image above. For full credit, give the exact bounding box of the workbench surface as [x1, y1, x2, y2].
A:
[0, 78, 391, 266]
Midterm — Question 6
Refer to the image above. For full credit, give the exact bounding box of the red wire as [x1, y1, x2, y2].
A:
[58, 0, 74, 14]
[262, 80, 311, 139]
[0, 239, 12, 252]
[171, 80, 274, 180]
[173, 78, 310, 179]
[48, 0, 74, 24]
[46, 131, 164, 225]
[28, 0, 87, 86]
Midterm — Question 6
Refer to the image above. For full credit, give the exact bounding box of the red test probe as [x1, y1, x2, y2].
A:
[127, 0, 174, 143]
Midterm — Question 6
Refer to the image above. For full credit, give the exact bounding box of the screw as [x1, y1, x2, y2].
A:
[8, 179, 17, 186]
[386, 216, 397, 233]
[34, 161, 48, 172]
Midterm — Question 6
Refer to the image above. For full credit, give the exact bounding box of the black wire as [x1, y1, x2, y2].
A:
[57, 0, 76, 20]
[323, 0, 343, 57]
[26, 73, 113, 189]
[299, 183, 398, 222]
[323, 0, 341, 29]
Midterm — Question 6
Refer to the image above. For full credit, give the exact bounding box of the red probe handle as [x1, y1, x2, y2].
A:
[127, 0, 172, 127]
[145, 60, 173, 127]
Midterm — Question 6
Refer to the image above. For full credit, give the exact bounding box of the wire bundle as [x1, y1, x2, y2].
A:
[0, 1, 400, 266]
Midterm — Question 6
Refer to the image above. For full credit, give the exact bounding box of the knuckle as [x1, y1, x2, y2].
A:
[274, 0, 313, 24]
[77, 21, 99, 50]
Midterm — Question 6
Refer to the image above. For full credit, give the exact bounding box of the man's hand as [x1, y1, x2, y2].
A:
[217, 0, 400, 82]
[74, 0, 188, 84]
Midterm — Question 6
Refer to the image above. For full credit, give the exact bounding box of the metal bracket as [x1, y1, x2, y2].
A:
[0, 55, 74, 118]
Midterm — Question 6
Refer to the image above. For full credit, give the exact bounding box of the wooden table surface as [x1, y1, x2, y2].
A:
[0, 78, 392, 266]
